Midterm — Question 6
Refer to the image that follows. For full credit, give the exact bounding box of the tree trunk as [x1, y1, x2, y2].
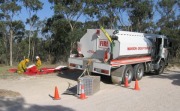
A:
[68, 21, 75, 56]
[32, 46, 34, 62]
[9, 29, 13, 66]
[28, 25, 32, 59]
[28, 34, 31, 59]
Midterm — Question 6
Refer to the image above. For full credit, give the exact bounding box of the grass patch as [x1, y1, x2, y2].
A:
[0, 63, 66, 79]
[0, 66, 24, 79]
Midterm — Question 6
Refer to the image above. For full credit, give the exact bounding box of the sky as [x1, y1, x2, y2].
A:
[17, 0, 158, 30]
[18, 0, 54, 23]
[16, 0, 179, 30]
[18, 0, 88, 30]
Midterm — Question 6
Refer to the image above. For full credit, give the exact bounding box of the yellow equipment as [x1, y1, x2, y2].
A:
[100, 26, 113, 43]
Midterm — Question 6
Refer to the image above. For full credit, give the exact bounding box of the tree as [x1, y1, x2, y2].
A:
[48, 0, 84, 56]
[125, 0, 153, 32]
[12, 21, 26, 62]
[83, 0, 125, 29]
[156, 0, 180, 61]
[26, 15, 41, 61]
[22, 0, 43, 59]
[156, 0, 180, 37]
[0, 21, 8, 64]
[0, 0, 21, 66]
[42, 14, 84, 62]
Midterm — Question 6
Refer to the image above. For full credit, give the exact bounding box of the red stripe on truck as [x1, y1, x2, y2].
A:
[127, 47, 151, 50]
[110, 56, 151, 66]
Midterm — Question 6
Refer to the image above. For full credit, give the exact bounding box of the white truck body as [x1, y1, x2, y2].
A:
[78, 29, 152, 59]
[68, 29, 170, 84]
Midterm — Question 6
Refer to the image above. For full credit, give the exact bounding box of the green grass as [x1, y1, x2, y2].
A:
[0, 66, 24, 79]
[0, 63, 65, 79]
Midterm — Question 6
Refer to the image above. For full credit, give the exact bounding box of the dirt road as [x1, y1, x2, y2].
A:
[0, 68, 180, 111]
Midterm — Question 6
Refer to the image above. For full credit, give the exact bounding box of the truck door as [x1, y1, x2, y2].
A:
[155, 38, 169, 65]
[154, 38, 162, 60]
[163, 38, 169, 65]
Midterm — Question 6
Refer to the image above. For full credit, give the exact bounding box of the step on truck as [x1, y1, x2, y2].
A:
[68, 27, 171, 84]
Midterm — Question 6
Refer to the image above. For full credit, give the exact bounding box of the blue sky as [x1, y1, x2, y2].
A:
[18, 0, 119, 30]
[16, 0, 179, 30]
[18, 0, 88, 30]
[18, 0, 54, 23]
[17, 0, 157, 29]
[19, 0, 129, 28]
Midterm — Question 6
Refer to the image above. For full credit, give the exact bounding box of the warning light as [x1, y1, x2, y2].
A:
[96, 30, 100, 38]
[96, 30, 100, 35]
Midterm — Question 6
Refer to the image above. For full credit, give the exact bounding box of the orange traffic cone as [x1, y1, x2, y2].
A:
[54, 86, 61, 100]
[124, 77, 129, 87]
[134, 79, 140, 90]
[79, 84, 87, 100]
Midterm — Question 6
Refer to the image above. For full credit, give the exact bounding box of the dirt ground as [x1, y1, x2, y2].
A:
[0, 65, 180, 111]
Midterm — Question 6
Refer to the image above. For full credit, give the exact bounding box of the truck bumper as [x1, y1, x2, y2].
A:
[68, 57, 111, 76]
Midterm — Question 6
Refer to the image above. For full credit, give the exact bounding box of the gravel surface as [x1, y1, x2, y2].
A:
[0, 68, 180, 111]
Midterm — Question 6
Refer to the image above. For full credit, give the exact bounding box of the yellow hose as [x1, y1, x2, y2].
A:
[100, 26, 113, 43]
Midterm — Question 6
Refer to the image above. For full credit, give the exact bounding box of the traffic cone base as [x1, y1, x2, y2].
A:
[80, 94, 87, 100]
[134, 79, 140, 90]
[124, 77, 129, 87]
[54, 86, 61, 100]
[79, 85, 87, 100]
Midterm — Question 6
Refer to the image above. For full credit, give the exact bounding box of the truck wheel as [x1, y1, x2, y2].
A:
[155, 60, 165, 75]
[133, 64, 144, 80]
[122, 65, 134, 84]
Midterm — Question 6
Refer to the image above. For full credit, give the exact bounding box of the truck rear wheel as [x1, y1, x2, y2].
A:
[122, 65, 134, 84]
[133, 64, 144, 80]
[111, 65, 133, 84]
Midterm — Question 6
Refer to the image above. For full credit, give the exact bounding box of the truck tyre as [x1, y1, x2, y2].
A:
[122, 65, 134, 84]
[155, 60, 165, 75]
[133, 64, 144, 80]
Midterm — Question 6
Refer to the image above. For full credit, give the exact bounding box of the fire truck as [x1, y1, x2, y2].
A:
[68, 27, 170, 84]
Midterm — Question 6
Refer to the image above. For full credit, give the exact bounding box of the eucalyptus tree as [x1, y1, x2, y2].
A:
[12, 21, 25, 62]
[0, 0, 21, 66]
[156, 0, 180, 38]
[32, 19, 46, 61]
[124, 0, 153, 32]
[25, 15, 40, 61]
[49, 0, 83, 31]
[42, 14, 84, 62]
[156, 0, 180, 60]
[83, 0, 125, 29]
[48, 0, 84, 58]
[22, 0, 43, 59]
[0, 21, 8, 64]
[0, 20, 25, 64]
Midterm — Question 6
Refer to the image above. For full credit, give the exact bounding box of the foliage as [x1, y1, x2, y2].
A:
[156, 0, 180, 38]
[83, 0, 125, 29]
[42, 14, 84, 63]
[22, 0, 43, 59]
[125, 0, 153, 32]
[0, 0, 22, 66]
